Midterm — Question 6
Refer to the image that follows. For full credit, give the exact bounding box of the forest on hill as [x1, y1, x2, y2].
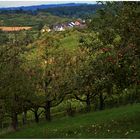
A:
[0, 1, 140, 138]
[39, 4, 103, 18]
[0, 3, 102, 18]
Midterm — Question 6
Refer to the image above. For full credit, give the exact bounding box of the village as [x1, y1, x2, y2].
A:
[41, 19, 86, 32]
[0, 19, 86, 32]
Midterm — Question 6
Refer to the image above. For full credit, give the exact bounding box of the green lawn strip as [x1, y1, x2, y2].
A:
[1, 104, 140, 138]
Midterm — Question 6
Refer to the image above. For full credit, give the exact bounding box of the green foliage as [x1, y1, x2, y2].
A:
[79, 2, 140, 110]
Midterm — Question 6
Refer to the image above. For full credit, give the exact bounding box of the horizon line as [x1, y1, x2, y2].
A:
[0, 1, 96, 8]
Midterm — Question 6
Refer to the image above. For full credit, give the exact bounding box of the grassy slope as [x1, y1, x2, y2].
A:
[0, 12, 69, 27]
[60, 31, 80, 50]
[0, 104, 140, 138]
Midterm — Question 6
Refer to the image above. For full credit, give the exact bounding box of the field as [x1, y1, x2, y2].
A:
[0, 26, 32, 31]
[0, 104, 140, 138]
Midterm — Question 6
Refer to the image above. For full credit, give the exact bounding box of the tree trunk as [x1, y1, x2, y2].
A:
[45, 101, 51, 122]
[22, 110, 27, 125]
[11, 112, 18, 131]
[86, 96, 91, 112]
[99, 92, 104, 110]
[0, 120, 2, 129]
[34, 109, 39, 123]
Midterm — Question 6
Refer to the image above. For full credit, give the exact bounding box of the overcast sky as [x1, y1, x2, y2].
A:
[0, 1, 96, 8]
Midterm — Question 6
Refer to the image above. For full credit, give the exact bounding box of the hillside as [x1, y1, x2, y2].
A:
[0, 104, 140, 138]
[0, 12, 69, 29]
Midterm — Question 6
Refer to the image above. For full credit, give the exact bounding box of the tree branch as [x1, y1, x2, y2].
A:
[103, 95, 107, 101]
[38, 110, 44, 117]
[74, 94, 86, 102]
[51, 96, 65, 107]
[30, 108, 35, 113]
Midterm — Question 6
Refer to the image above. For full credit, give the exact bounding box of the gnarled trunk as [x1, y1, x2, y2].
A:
[99, 92, 104, 110]
[45, 101, 51, 122]
[34, 109, 39, 123]
[86, 98, 91, 112]
[22, 110, 27, 125]
[11, 112, 18, 131]
[85, 94, 91, 112]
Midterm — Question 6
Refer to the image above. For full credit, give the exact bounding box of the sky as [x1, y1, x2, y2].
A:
[0, 1, 96, 8]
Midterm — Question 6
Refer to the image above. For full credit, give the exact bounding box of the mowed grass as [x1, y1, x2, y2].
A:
[0, 104, 140, 138]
